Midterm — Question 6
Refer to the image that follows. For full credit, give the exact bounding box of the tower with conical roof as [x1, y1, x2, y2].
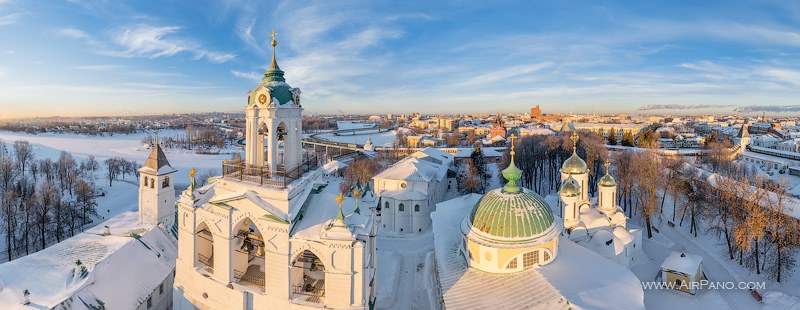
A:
[138, 134, 177, 227]
[560, 132, 589, 202]
[735, 123, 750, 149]
[245, 30, 303, 173]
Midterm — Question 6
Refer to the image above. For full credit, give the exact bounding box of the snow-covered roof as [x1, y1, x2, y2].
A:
[433, 194, 645, 310]
[290, 178, 374, 241]
[660, 251, 702, 275]
[141, 143, 176, 175]
[322, 160, 348, 173]
[0, 212, 176, 309]
[374, 149, 452, 183]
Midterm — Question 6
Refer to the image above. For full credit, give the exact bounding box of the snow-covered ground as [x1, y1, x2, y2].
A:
[0, 130, 238, 185]
[376, 233, 436, 309]
[630, 189, 800, 310]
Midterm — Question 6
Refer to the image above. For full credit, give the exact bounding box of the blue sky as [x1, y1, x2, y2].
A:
[1, 0, 800, 118]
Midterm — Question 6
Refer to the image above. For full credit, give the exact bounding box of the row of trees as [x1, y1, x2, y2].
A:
[494, 131, 610, 196]
[104, 157, 139, 187]
[141, 125, 233, 152]
[0, 140, 100, 262]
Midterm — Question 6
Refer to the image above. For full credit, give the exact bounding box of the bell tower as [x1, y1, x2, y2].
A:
[245, 30, 303, 173]
[138, 136, 177, 228]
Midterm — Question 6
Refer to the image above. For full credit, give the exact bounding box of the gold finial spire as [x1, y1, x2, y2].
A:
[189, 168, 197, 179]
[334, 193, 346, 226]
[268, 29, 279, 68]
[269, 29, 278, 47]
[335, 192, 344, 205]
[509, 134, 517, 158]
[604, 159, 611, 174]
[570, 132, 579, 153]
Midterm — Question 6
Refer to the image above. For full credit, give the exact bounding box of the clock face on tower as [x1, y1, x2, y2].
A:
[258, 94, 267, 104]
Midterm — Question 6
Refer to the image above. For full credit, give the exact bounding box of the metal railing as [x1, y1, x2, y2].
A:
[222, 154, 320, 188]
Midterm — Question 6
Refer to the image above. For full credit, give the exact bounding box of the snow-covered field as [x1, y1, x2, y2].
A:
[0, 130, 238, 185]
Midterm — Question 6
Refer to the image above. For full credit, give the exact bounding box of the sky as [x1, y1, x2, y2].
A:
[1, 0, 800, 118]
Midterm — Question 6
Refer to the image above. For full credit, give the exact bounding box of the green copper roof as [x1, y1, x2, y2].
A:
[469, 189, 555, 240]
[267, 84, 293, 105]
[263, 39, 285, 83]
[562, 151, 588, 174]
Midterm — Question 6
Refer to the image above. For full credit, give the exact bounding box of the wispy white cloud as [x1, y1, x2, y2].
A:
[107, 24, 187, 58]
[58, 24, 236, 63]
[452, 62, 554, 87]
[231, 70, 261, 82]
[236, 17, 259, 50]
[56, 27, 91, 39]
[74, 64, 125, 71]
[0, 13, 20, 26]
[757, 68, 800, 86]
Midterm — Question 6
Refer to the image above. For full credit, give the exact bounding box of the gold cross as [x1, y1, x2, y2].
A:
[571, 132, 579, 151]
[509, 134, 517, 156]
[268, 29, 278, 41]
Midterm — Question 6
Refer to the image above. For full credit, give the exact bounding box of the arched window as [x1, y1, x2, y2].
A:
[543, 251, 551, 262]
[162, 176, 170, 188]
[399, 203, 405, 212]
[150, 178, 155, 189]
[385, 202, 390, 210]
[414, 205, 420, 212]
[506, 258, 518, 269]
[144, 176, 149, 187]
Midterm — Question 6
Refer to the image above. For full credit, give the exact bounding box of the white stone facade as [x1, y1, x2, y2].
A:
[374, 148, 454, 234]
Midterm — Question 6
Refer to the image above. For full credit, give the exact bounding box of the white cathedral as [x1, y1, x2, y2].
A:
[172, 33, 377, 309]
[556, 132, 642, 267]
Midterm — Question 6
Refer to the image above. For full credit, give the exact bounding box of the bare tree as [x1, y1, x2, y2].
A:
[13, 141, 34, 177]
[75, 179, 97, 227]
